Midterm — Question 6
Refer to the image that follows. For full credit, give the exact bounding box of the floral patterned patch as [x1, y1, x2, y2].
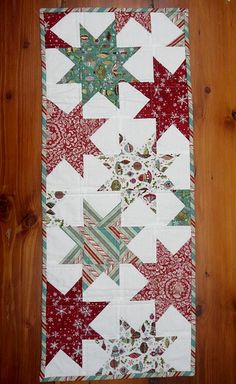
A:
[133, 239, 193, 321]
[96, 316, 177, 376]
[98, 135, 181, 211]
[58, 22, 140, 107]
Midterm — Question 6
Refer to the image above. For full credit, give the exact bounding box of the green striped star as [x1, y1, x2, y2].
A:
[59, 199, 143, 288]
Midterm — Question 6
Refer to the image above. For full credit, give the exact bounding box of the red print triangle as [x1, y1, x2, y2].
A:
[44, 12, 71, 48]
[115, 11, 151, 33]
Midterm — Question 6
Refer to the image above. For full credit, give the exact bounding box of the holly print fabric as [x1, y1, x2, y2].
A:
[40, 7, 195, 382]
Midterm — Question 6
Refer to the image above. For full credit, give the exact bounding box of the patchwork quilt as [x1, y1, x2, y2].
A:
[40, 7, 195, 382]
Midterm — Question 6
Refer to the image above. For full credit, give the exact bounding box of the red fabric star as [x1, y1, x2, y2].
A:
[44, 12, 71, 48]
[46, 100, 106, 176]
[133, 239, 193, 321]
[115, 11, 151, 33]
[131, 59, 190, 140]
[46, 278, 108, 366]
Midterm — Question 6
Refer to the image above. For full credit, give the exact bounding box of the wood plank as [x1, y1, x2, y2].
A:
[156, 0, 236, 383]
[0, 1, 235, 384]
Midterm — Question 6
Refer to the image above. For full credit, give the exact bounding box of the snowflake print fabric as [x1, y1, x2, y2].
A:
[40, 7, 195, 382]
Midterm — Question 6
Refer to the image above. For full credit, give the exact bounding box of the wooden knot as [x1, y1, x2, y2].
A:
[0, 195, 11, 221]
[224, 115, 235, 128]
[196, 304, 203, 317]
[5, 91, 13, 100]
[232, 300, 236, 311]
[22, 40, 30, 49]
[204, 86, 211, 94]
[25, 320, 32, 329]
[22, 212, 38, 229]
[149, 379, 158, 384]
[205, 270, 210, 278]
[232, 111, 236, 120]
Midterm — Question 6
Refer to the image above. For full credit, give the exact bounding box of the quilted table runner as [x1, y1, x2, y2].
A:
[40, 7, 195, 381]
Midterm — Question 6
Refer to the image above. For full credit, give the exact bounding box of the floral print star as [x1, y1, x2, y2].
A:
[133, 239, 193, 321]
[95, 316, 177, 376]
[46, 100, 106, 176]
[58, 21, 140, 107]
[98, 134, 180, 212]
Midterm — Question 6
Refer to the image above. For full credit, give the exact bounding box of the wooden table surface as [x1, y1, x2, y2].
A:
[1, 0, 236, 383]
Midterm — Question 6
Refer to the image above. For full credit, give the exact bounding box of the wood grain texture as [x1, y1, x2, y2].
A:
[0, 1, 236, 384]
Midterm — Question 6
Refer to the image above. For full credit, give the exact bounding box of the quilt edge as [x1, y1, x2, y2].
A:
[39, 7, 196, 382]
